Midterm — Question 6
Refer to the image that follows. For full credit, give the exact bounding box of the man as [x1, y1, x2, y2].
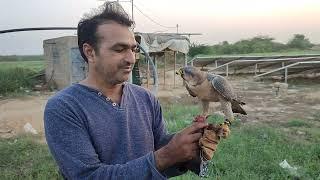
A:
[44, 2, 207, 179]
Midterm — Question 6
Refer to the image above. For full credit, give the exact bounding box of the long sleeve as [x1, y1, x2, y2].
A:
[151, 98, 201, 177]
[44, 97, 166, 180]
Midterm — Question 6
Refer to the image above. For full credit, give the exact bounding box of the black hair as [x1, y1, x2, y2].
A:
[77, 2, 134, 62]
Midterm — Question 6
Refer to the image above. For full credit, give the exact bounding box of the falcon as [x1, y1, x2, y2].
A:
[176, 66, 247, 125]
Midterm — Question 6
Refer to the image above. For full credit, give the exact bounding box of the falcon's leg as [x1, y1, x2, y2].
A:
[219, 97, 234, 122]
[219, 97, 232, 138]
[201, 100, 210, 116]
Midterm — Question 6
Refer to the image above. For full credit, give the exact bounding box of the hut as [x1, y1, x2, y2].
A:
[43, 36, 87, 90]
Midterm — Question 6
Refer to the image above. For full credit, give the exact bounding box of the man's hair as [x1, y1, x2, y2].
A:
[77, 2, 134, 62]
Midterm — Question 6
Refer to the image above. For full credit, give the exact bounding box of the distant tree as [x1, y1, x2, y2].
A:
[233, 40, 253, 54]
[188, 43, 213, 57]
[287, 34, 313, 49]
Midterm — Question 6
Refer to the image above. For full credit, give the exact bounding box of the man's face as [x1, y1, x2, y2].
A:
[92, 21, 137, 85]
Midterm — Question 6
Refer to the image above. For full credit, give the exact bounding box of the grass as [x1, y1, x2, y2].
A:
[0, 135, 61, 180]
[0, 55, 43, 62]
[0, 56, 45, 96]
[0, 60, 44, 72]
[164, 104, 320, 179]
[1, 104, 319, 179]
[283, 119, 312, 128]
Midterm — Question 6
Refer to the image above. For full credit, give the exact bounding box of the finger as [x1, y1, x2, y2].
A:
[189, 142, 200, 151]
[184, 122, 208, 134]
[188, 133, 202, 143]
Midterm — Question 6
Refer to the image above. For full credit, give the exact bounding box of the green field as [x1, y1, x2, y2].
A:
[1, 104, 319, 179]
[0, 60, 45, 72]
[0, 56, 44, 96]
[0, 55, 44, 71]
[0, 55, 44, 62]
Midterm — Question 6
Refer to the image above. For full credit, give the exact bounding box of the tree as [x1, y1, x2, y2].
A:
[287, 34, 313, 49]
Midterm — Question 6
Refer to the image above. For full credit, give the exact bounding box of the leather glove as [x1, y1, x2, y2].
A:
[193, 115, 231, 160]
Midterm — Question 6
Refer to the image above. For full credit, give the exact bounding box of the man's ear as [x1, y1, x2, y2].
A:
[83, 43, 95, 63]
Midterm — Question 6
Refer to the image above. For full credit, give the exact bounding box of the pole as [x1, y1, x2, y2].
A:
[254, 63, 258, 75]
[164, 52, 166, 88]
[176, 24, 179, 34]
[174, 51, 177, 88]
[131, 0, 134, 21]
[285, 67, 288, 83]
[147, 57, 149, 88]
[226, 64, 229, 77]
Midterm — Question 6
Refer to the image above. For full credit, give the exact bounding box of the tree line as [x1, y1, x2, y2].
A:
[189, 34, 315, 57]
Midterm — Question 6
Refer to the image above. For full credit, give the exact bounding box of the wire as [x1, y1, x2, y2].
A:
[133, 4, 176, 29]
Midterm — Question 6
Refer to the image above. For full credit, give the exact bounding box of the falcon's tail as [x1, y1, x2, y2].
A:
[231, 100, 247, 115]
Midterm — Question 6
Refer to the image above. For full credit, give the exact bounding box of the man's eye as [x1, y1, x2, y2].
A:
[114, 48, 125, 53]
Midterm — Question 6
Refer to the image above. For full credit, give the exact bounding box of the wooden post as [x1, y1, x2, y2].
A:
[226, 64, 229, 77]
[184, 53, 187, 67]
[164, 52, 166, 88]
[147, 57, 150, 89]
[174, 51, 177, 88]
[285, 67, 288, 83]
[154, 55, 157, 85]
[254, 63, 258, 75]
[215, 60, 218, 68]
[153, 55, 157, 72]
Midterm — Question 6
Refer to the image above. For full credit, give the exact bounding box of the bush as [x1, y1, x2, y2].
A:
[188, 34, 314, 57]
[0, 67, 39, 95]
[287, 34, 313, 50]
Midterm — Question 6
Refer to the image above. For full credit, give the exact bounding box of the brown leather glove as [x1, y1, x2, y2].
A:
[198, 124, 224, 160]
[193, 115, 231, 160]
[220, 123, 230, 138]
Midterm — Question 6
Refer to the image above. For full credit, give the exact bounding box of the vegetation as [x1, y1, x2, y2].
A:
[189, 34, 317, 58]
[287, 34, 314, 50]
[0, 56, 44, 96]
[1, 104, 319, 179]
[0, 135, 61, 180]
[0, 55, 43, 62]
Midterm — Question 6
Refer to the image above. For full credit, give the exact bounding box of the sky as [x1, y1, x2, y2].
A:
[0, 0, 320, 55]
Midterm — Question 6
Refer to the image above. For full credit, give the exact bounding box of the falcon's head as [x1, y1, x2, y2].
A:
[176, 66, 205, 86]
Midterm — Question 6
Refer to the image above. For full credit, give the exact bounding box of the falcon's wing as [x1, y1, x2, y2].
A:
[209, 74, 236, 101]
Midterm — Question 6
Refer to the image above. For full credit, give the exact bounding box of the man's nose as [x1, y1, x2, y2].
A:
[125, 49, 136, 64]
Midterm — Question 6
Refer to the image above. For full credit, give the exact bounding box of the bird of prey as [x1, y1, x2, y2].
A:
[176, 66, 247, 124]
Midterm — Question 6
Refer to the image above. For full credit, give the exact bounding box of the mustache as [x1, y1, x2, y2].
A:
[118, 62, 133, 69]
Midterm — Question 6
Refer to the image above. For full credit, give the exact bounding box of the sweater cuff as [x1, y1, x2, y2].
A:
[146, 152, 167, 180]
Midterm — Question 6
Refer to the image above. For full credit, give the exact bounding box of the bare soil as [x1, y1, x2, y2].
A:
[1, 70, 319, 139]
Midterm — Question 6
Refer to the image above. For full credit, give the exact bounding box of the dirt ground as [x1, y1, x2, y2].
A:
[1, 70, 320, 139]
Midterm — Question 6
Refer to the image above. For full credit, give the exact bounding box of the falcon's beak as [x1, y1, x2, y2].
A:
[176, 68, 184, 76]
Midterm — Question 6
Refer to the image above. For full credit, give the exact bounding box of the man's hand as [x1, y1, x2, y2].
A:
[154, 122, 208, 171]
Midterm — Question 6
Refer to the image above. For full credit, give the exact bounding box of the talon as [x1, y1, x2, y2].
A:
[224, 119, 232, 126]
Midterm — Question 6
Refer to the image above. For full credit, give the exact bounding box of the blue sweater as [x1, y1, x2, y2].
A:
[44, 83, 188, 179]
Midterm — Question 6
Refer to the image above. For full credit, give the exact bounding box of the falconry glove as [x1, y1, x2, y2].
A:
[193, 115, 231, 177]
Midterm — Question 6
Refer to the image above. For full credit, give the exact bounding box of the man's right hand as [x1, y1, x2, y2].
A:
[154, 122, 208, 171]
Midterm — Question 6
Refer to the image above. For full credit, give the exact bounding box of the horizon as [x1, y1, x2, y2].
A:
[0, 0, 319, 55]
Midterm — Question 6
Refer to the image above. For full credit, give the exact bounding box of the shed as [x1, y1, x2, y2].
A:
[43, 36, 87, 90]
[134, 33, 190, 90]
